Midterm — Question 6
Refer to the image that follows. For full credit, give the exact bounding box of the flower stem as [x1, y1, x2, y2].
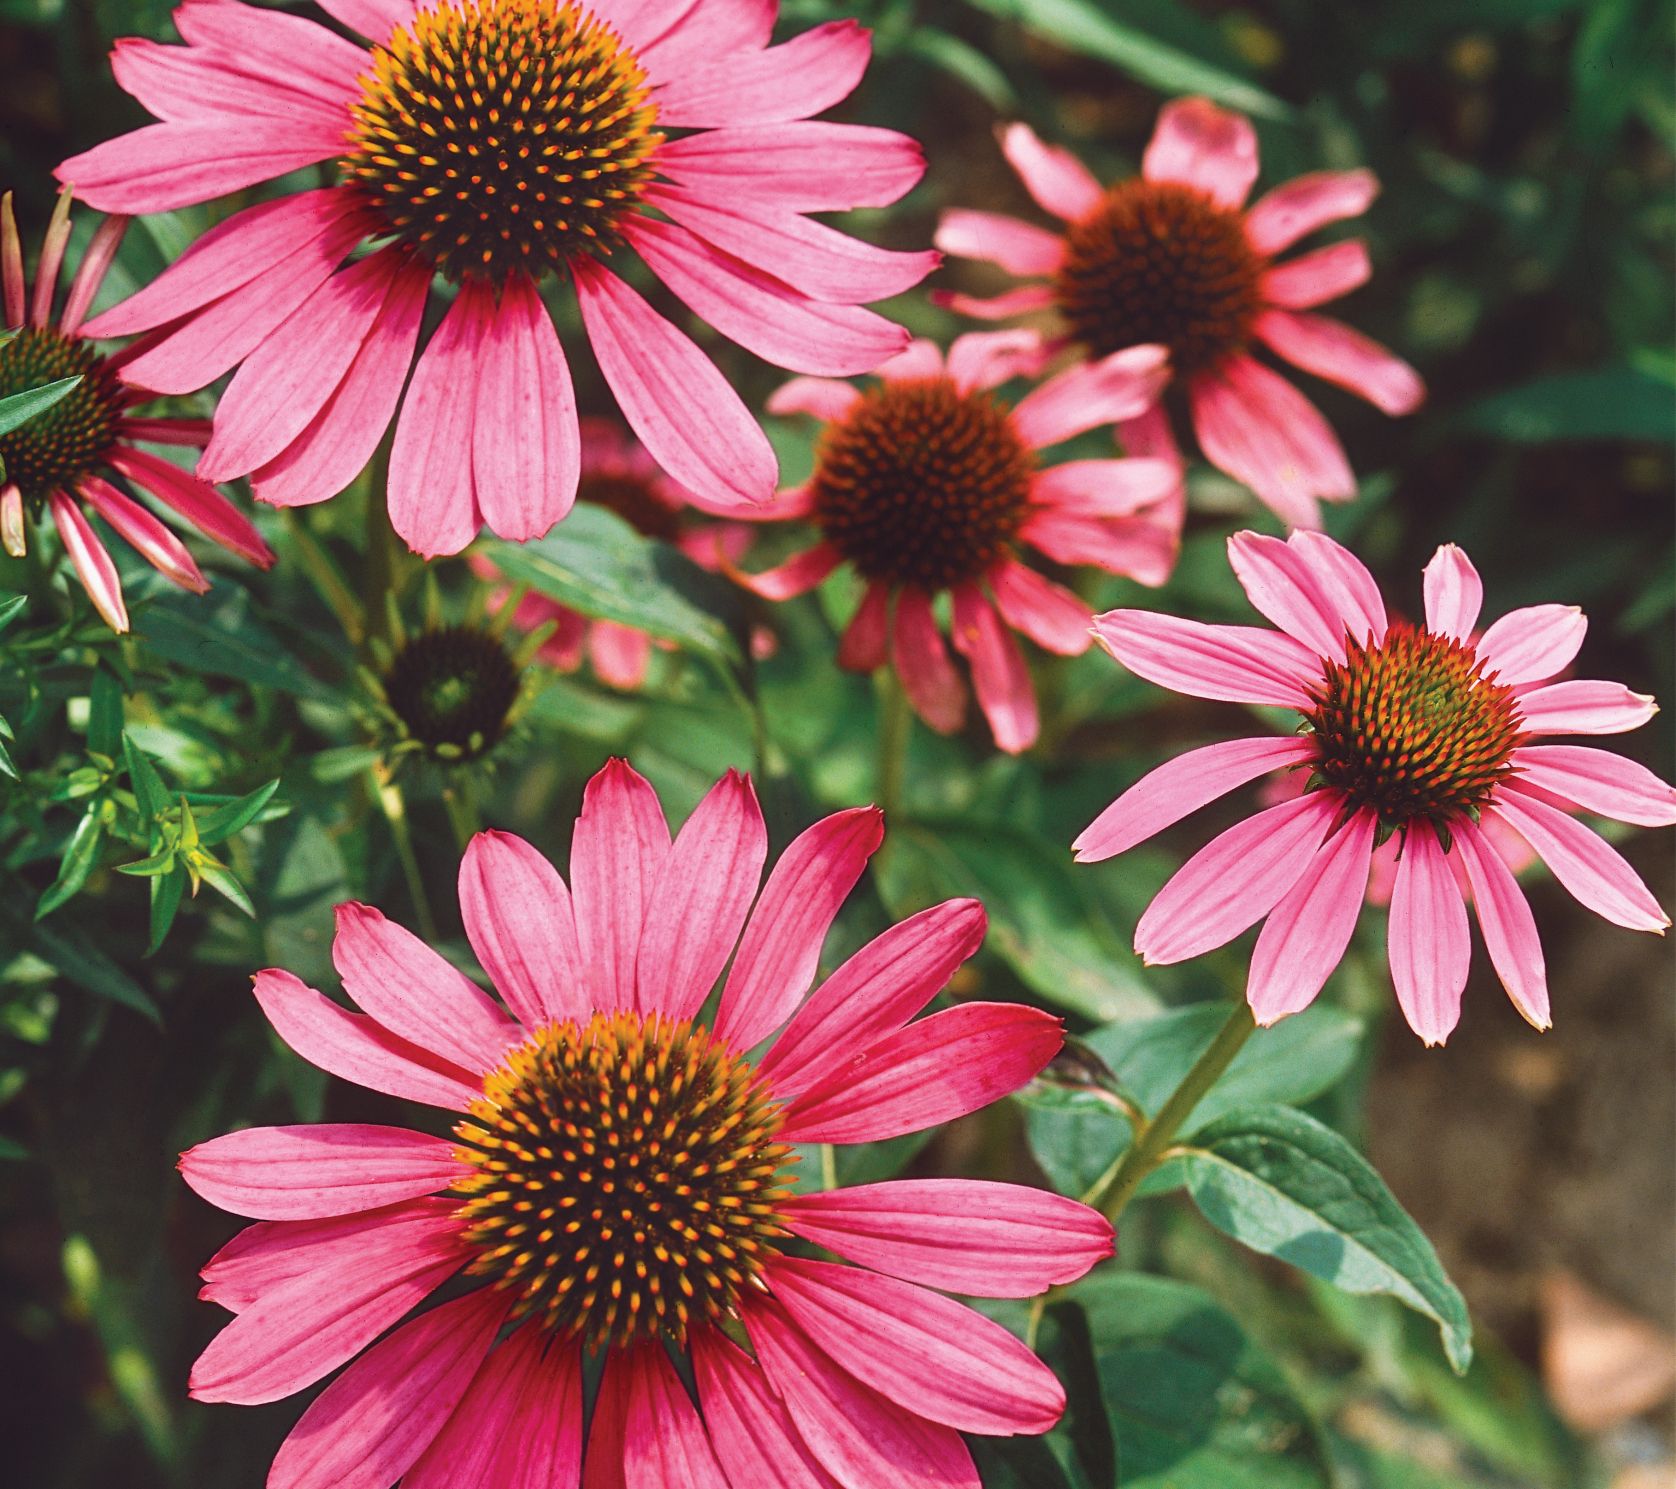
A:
[877, 671, 912, 824]
[280, 511, 363, 646]
[371, 768, 438, 943]
[443, 774, 481, 853]
[1082, 999, 1257, 1221]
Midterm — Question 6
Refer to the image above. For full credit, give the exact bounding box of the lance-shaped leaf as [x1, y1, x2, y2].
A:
[0, 375, 81, 439]
[194, 778, 283, 846]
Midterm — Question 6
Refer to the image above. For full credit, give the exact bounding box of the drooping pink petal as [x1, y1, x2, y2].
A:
[405, 1328, 583, 1489]
[1387, 822, 1471, 1046]
[1090, 608, 1320, 708]
[1517, 680, 1660, 736]
[713, 806, 884, 1052]
[332, 902, 520, 1072]
[1075, 735, 1315, 863]
[637, 769, 767, 1019]
[759, 897, 987, 1098]
[1261, 240, 1371, 309]
[1135, 791, 1340, 965]
[1421, 543, 1483, 641]
[935, 283, 1058, 320]
[179, 1124, 462, 1221]
[570, 758, 671, 1014]
[768, 376, 862, 422]
[1247, 808, 1377, 1024]
[171, 0, 371, 97]
[189, 1217, 468, 1405]
[783, 1179, 1112, 1298]
[1255, 310, 1424, 416]
[77, 474, 206, 593]
[654, 20, 870, 127]
[121, 417, 213, 447]
[1453, 819, 1551, 1030]
[935, 210, 1065, 276]
[572, 256, 777, 509]
[1011, 345, 1170, 449]
[459, 831, 588, 1029]
[1510, 746, 1676, 827]
[1142, 97, 1259, 208]
[657, 122, 925, 212]
[1476, 604, 1587, 687]
[1487, 790, 1669, 932]
[49, 490, 127, 632]
[690, 1329, 844, 1489]
[838, 582, 891, 671]
[988, 560, 1092, 656]
[107, 447, 274, 566]
[735, 543, 843, 599]
[780, 1002, 1063, 1145]
[315, 0, 413, 44]
[628, 217, 908, 377]
[951, 585, 1038, 752]
[946, 328, 1049, 394]
[1019, 508, 1173, 578]
[266, 1287, 510, 1489]
[1029, 457, 1178, 519]
[1244, 169, 1379, 255]
[252, 968, 481, 1112]
[746, 1299, 982, 1489]
[893, 586, 968, 733]
[998, 122, 1104, 221]
[1227, 530, 1359, 661]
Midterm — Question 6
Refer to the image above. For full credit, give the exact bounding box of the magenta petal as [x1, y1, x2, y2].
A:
[621, 1340, 730, 1488]
[1422, 543, 1483, 641]
[332, 902, 520, 1072]
[179, 1124, 461, 1221]
[570, 759, 671, 1014]
[266, 1288, 510, 1489]
[1244, 169, 1379, 256]
[657, 121, 926, 212]
[1517, 679, 1660, 736]
[78, 473, 206, 593]
[784, 1179, 1112, 1297]
[998, 122, 1103, 221]
[637, 769, 767, 1019]
[1476, 603, 1587, 687]
[49, 490, 127, 632]
[252, 969, 480, 1111]
[936, 209, 1065, 276]
[654, 20, 870, 127]
[1261, 240, 1371, 309]
[108, 447, 273, 567]
[1247, 809, 1377, 1024]
[944, 327, 1049, 394]
[1011, 345, 1169, 450]
[837, 581, 891, 671]
[951, 584, 1039, 753]
[988, 560, 1093, 656]
[458, 832, 589, 1029]
[1030, 457, 1179, 519]
[893, 586, 968, 734]
[109, 36, 351, 128]
[779, 1002, 1063, 1145]
[713, 806, 885, 1052]
[1387, 823, 1470, 1046]
[1090, 608, 1320, 709]
[170, 0, 370, 99]
[1227, 529, 1359, 661]
[1142, 97, 1259, 208]
[734, 543, 843, 599]
[315, 0, 413, 43]
[691, 1329, 843, 1489]
[1255, 309, 1425, 416]
[1510, 746, 1676, 827]
[1454, 820, 1551, 1031]
[768, 376, 862, 422]
[1075, 735, 1314, 863]
[759, 898, 988, 1099]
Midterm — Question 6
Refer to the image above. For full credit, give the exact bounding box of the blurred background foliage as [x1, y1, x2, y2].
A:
[0, 0, 1672, 1486]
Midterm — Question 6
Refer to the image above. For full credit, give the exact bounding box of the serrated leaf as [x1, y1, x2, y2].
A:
[0, 375, 81, 438]
[194, 778, 282, 846]
[35, 805, 106, 919]
[1179, 1105, 1473, 1373]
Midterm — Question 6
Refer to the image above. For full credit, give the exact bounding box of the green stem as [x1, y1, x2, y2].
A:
[363, 459, 399, 649]
[372, 769, 438, 943]
[280, 511, 363, 646]
[1083, 1000, 1257, 1221]
[443, 774, 481, 853]
[876, 671, 911, 824]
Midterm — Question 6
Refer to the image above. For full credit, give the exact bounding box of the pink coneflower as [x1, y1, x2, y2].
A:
[183, 760, 1108, 1486]
[936, 98, 1424, 528]
[1075, 534, 1675, 1044]
[58, 0, 935, 557]
[733, 330, 1179, 752]
[0, 188, 272, 632]
[474, 418, 755, 690]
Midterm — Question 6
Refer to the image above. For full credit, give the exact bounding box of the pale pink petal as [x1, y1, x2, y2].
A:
[1454, 819, 1551, 1030]
[29, 190, 69, 328]
[266, 1288, 510, 1489]
[1261, 240, 1371, 309]
[837, 582, 891, 671]
[657, 122, 925, 212]
[759, 898, 987, 1098]
[1476, 604, 1587, 687]
[768, 377, 862, 422]
[988, 560, 1092, 656]
[936, 283, 1058, 321]
[637, 769, 767, 1018]
[782, 1179, 1112, 1297]
[570, 759, 671, 1014]
[877, 337, 945, 381]
[1244, 170, 1380, 256]
[388, 281, 491, 557]
[713, 806, 885, 1052]
[459, 831, 588, 1029]
[628, 217, 906, 375]
[0, 192, 22, 326]
[691, 1330, 844, 1489]
[654, 20, 870, 127]
[1387, 823, 1471, 1046]
[1247, 808, 1377, 1024]
[1255, 310, 1425, 416]
[735, 543, 842, 599]
[1487, 790, 1670, 932]
[1285, 529, 1388, 645]
[49, 490, 127, 632]
[77, 474, 206, 593]
[1030, 457, 1179, 518]
[171, 0, 371, 97]
[588, 622, 654, 690]
[779, 1002, 1062, 1145]
[1142, 98, 1259, 208]
[0, 483, 22, 556]
[946, 328, 1049, 393]
[573, 256, 776, 509]
[108, 447, 273, 567]
[1517, 680, 1660, 736]
[1075, 735, 1315, 863]
[1091, 608, 1321, 708]
[998, 122, 1104, 221]
[108, 37, 352, 128]
[1020, 508, 1175, 579]
[1227, 530, 1358, 661]
[315, 0, 413, 43]
[1422, 543, 1483, 641]
[179, 1124, 462, 1221]
[935, 210, 1065, 276]
[951, 584, 1039, 752]
[252, 968, 481, 1111]
[1511, 746, 1676, 827]
[1011, 345, 1170, 449]
[61, 213, 128, 336]
[892, 586, 968, 733]
[1135, 791, 1340, 965]
[332, 902, 520, 1072]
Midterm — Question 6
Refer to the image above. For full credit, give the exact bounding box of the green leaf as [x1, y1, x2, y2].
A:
[0, 593, 27, 634]
[484, 505, 745, 669]
[28, 919, 160, 1022]
[0, 374, 81, 438]
[194, 778, 282, 846]
[959, 0, 1290, 119]
[87, 663, 124, 757]
[115, 846, 178, 877]
[35, 805, 106, 919]
[1451, 365, 1675, 444]
[968, 1435, 1091, 1489]
[0, 725, 16, 781]
[138, 587, 332, 697]
[147, 864, 185, 955]
[1074, 1272, 1333, 1487]
[192, 854, 255, 916]
[121, 733, 170, 819]
[0, 1134, 30, 1161]
[1178, 1105, 1472, 1373]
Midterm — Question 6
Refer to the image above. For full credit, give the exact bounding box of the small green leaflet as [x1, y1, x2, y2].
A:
[0, 374, 81, 438]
